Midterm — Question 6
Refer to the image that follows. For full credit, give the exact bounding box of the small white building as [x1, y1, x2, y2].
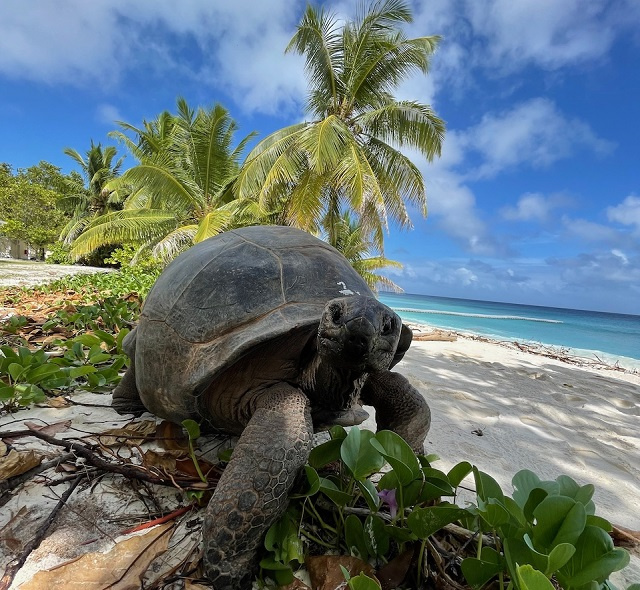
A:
[0, 236, 35, 259]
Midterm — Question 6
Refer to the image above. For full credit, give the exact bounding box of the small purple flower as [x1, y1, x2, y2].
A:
[377, 488, 398, 519]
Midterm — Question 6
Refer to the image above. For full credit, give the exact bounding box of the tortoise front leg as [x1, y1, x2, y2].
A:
[203, 385, 313, 589]
[360, 371, 431, 453]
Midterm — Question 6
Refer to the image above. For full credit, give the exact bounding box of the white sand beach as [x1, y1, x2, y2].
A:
[1, 331, 639, 587]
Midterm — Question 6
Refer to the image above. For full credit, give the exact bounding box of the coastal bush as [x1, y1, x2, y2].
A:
[259, 425, 631, 590]
[0, 329, 128, 410]
[0, 275, 138, 410]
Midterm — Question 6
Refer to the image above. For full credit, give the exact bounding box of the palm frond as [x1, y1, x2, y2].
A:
[286, 4, 342, 113]
[70, 209, 176, 256]
[193, 208, 235, 243]
[358, 100, 445, 160]
[152, 225, 198, 263]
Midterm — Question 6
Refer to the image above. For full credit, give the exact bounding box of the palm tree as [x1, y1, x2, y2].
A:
[58, 141, 125, 245]
[70, 99, 255, 263]
[327, 211, 403, 293]
[235, 0, 445, 249]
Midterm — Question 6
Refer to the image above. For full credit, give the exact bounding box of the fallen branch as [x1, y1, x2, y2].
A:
[0, 427, 220, 490]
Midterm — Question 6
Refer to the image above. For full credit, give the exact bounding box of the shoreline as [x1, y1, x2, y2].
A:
[406, 321, 640, 374]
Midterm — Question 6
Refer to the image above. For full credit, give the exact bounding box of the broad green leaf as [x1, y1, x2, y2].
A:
[407, 505, 468, 539]
[308, 437, 342, 469]
[474, 467, 505, 503]
[0, 345, 19, 359]
[86, 373, 107, 387]
[290, 465, 320, 498]
[524, 488, 549, 523]
[516, 564, 556, 590]
[0, 385, 16, 400]
[504, 537, 548, 575]
[532, 496, 586, 550]
[503, 496, 527, 528]
[547, 543, 576, 574]
[448, 461, 473, 488]
[586, 514, 612, 532]
[371, 430, 421, 485]
[69, 365, 97, 379]
[345, 514, 369, 560]
[357, 478, 380, 511]
[347, 572, 381, 590]
[363, 515, 389, 557]
[378, 469, 399, 492]
[93, 329, 116, 346]
[8, 362, 25, 381]
[74, 334, 102, 347]
[557, 525, 630, 588]
[329, 425, 348, 440]
[513, 469, 557, 509]
[340, 427, 384, 479]
[401, 478, 424, 507]
[116, 328, 130, 353]
[259, 557, 294, 586]
[88, 353, 112, 365]
[181, 419, 201, 440]
[461, 546, 504, 588]
[319, 477, 352, 507]
[26, 364, 62, 384]
[477, 498, 511, 529]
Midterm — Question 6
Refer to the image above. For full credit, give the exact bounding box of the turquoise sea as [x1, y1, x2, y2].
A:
[378, 293, 640, 370]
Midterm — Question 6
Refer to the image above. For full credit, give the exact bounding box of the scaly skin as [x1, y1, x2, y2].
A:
[202, 385, 313, 589]
[361, 371, 431, 454]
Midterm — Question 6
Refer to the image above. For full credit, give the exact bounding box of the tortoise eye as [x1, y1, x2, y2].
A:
[382, 315, 395, 335]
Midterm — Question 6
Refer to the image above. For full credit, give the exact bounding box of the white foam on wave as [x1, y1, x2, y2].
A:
[392, 307, 563, 324]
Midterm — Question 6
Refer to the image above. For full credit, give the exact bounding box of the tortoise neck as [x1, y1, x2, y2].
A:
[298, 353, 367, 412]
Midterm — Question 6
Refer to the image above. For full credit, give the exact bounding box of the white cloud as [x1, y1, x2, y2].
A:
[0, 1, 126, 86]
[612, 249, 629, 265]
[561, 216, 622, 244]
[501, 192, 569, 222]
[607, 195, 640, 232]
[96, 104, 123, 126]
[460, 99, 614, 179]
[465, 0, 618, 71]
[0, 0, 307, 115]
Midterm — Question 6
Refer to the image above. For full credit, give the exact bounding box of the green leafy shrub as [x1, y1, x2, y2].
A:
[45, 242, 73, 265]
[260, 426, 632, 590]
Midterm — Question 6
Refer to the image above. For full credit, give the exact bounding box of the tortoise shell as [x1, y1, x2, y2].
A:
[132, 225, 372, 420]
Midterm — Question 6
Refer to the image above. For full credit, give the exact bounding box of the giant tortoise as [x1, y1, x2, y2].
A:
[112, 225, 431, 588]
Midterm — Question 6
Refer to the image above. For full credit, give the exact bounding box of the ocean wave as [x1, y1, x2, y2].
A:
[392, 307, 563, 324]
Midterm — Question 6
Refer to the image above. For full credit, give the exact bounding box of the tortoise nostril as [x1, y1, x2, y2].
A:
[348, 332, 368, 351]
[330, 304, 343, 324]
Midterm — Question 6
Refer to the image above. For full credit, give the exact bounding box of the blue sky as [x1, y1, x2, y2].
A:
[1, 1, 639, 315]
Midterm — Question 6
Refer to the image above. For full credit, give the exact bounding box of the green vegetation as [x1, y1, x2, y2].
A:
[58, 141, 125, 251]
[0, 265, 151, 410]
[0, 162, 77, 259]
[70, 100, 257, 263]
[259, 425, 631, 590]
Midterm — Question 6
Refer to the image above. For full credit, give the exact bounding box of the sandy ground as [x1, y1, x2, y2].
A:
[0, 259, 111, 288]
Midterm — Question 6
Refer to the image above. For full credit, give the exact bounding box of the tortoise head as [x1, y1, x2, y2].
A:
[317, 296, 411, 372]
